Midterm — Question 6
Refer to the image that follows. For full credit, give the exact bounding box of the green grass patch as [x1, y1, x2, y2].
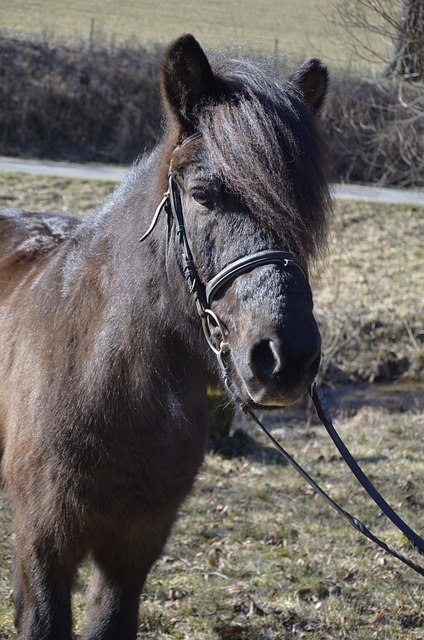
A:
[1, 0, 343, 65]
[0, 174, 115, 215]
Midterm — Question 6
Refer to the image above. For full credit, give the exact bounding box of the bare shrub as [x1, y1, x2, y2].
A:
[0, 35, 163, 162]
[322, 73, 424, 186]
[1, 34, 424, 186]
[326, 0, 424, 81]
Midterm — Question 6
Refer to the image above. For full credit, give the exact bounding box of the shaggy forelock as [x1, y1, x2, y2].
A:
[198, 57, 331, 263]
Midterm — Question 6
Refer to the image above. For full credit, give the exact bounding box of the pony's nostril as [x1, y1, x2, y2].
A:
[249, 339, 283, 381]
[249, 338, 321, 384]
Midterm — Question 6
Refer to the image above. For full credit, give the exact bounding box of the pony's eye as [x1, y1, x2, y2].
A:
[192, 192, 211, 207]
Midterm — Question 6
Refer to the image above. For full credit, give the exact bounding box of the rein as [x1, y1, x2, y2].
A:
[243, 388, 424, 577]
[140, 132, 424, 578]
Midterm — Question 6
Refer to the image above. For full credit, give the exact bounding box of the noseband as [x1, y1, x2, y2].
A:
[140, 132, 424, 578]
[140, 131, 307, 356]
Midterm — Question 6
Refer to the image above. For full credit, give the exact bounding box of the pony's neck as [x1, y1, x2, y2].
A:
[62, 140, 212, 373]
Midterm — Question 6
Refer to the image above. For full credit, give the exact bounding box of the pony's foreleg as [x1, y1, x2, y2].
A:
[83, 508, 179, 640]
[82, 565, 144, 640]
[12, 529, 77, 640]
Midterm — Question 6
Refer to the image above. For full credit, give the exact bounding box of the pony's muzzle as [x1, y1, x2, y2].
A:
[243, 332, 321, 407]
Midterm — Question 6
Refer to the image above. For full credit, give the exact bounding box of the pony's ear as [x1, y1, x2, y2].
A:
[290, 58, 329, 114]
[160, 34, 216, 130]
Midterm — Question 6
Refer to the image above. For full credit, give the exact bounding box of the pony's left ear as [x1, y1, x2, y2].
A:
[160, 34, 217, 131]
[290, 58, 329, 114]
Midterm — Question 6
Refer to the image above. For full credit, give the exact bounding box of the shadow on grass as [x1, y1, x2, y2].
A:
[208, 428, 287, 464]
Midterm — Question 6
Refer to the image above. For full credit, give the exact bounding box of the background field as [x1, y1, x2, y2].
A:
[0, 173, 423, 638]
[0, 1, 423, 637]
[0, 0, 385, 71]
[2, 1, 422, 185]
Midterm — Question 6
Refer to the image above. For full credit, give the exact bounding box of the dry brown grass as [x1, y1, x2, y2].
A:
[2, 407, 424, 638]
[314, 198, 424, 384]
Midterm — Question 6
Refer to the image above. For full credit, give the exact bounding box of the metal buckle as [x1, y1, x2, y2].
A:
[201, 309, 229, 356]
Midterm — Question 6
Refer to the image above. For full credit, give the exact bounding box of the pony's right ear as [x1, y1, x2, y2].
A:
[290, 58, 329, 114]
[160, 34, 216, 131]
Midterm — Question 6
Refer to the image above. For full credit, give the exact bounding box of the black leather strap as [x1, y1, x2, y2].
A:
[242, 389, 424, 577]
[310, 382, 424, 557]
[206, 250, 307, 304]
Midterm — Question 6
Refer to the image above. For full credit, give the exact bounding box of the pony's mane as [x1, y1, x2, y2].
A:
[198, 56, 331, 263]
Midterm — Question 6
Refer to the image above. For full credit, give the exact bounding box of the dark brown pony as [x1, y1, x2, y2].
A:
[0, 35, 330, 640]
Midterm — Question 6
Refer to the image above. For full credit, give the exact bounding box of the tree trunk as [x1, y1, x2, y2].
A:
[384, 0, 424, 80]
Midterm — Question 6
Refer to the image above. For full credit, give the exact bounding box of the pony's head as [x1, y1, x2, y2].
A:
[159, 35, 330, 407]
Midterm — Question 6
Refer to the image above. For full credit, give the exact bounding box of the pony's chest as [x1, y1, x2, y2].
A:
[55, 400, 209, 512]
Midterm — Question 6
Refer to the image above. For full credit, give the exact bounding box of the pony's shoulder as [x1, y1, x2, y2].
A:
[0, 208, 81, 262]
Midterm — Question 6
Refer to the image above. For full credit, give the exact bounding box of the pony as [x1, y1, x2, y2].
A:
[0, 34, 330, 639]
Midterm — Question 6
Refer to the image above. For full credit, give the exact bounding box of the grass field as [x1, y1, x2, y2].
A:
[1, 408, 424, 639]
[0, 0, 388, 71]
[0, 173, 423, 638]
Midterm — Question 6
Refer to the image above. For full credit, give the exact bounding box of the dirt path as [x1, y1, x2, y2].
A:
[0, 156, 126, 182]
[1, 156, 423, 205]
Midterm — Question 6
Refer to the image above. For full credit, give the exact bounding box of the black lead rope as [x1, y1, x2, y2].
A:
[238, 382, 424, 577]
[309, 382, 424, 557]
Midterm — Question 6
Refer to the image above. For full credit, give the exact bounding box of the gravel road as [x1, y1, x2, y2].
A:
[1, 156, 423, 206]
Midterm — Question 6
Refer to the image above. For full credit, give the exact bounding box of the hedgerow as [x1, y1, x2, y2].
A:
[1, 35, 423, 186]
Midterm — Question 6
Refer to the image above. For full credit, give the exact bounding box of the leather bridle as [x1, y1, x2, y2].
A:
[140, 132, 424, 578]
[140, 131, 307, 359]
